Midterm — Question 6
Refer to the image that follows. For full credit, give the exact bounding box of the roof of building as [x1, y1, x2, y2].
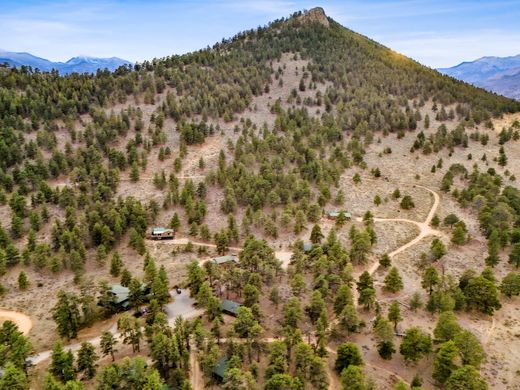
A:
[109, 284, 130, 304]
[108, 283, 148, 306]
[303, 242, 313, 252]
[328, 211, 352, 218]
[221, 299, 241, 315]
[212, 255, 239, 265]
[152, 227, 174, 235]
[212, 356, 229, 379]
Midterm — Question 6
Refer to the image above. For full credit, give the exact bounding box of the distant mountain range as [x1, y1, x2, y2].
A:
[438, 55, 520, 100]
[0, 49, 132, 75]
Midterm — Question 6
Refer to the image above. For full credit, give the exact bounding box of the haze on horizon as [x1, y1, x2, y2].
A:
[1, 0, 520, 69]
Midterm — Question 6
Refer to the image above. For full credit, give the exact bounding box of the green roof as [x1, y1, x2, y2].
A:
[212, 356, 229, 379]
[109, 284, 130, 304]
[221, 300, 241, 315]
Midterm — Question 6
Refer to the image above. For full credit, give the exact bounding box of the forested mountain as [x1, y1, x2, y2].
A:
[439, 55, 520, 99]
[0, 49, 131, 74]
[1, 7, 520, 390]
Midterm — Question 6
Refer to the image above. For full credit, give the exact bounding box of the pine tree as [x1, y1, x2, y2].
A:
[451, 224, 467, 245]
[485, 229, 500, 267]
[17, 271, 29, 290]
[422, 266, 440, 294]
[100, 331, 117, 361]
[384, 267, 403, 293]
[335, 342, 363, 373]
[388, 301, 402, 330]
[77, 341, 98, 379]
[310, 224, 324, 244]
[151, 265, 170, 305]
[52, 291, 81, 339]
[379, 253, 391, 268]
[50, 342, 75, 382]
[110, 252, 123, 277]
[0, 362, 27, 390]
[120, 268, 132, 287]
[433, 341, 460, 384]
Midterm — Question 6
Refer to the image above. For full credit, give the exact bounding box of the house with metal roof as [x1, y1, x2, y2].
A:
[148, 227, 175, 240]
[327, 210, 352, 220]
[221, 299, 241, 316]
[98, 283, 150, 312]
[212, 356, 229, 381]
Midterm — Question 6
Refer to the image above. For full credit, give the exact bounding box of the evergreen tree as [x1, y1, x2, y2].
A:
[335, 342, 363, 373]
[0, 362, 28, 390]
[387, 302, 402, 330]
[100, 331, 117, 361]
[446, 365, 487, 390]
[310, 224, 324, 244]
[384, 267, 403, 293]
[485, 229, 500, 267]
[433, 341, 460, 384]
[77, 342, 98, 379]
[50, 342, 75, 382]
[379, 253, 391, 268]
[17, 271, 29, 290]
[110, 252, 123, 277]
[52, 291, 81, 339]
[399, 327, 432, 362]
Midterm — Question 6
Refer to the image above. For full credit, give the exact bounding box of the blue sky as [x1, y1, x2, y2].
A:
[1, 0, 520, 68]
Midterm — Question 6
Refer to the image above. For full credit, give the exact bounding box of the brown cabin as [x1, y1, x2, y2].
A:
[148, 227, 175, 240]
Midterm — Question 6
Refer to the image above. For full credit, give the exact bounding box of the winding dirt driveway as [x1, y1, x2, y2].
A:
[0, 308, 33, 335]
[358, 184, 442, 275]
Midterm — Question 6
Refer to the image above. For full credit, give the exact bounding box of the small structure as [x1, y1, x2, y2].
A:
[221, 299, 241, 317]
[303, 242, 313, 253]
[327, 211, 352, 220]
[212, 255, 239, 267]
[99, 284, 150, 312]
[148, 227, 175, 240]
[212, 356, 229, 381]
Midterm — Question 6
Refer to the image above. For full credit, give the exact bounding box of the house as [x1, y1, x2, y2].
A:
[327, 211, 352, 220]
[148, 227, 175, 240]
[98, 283, 150, 312]
[221, 299, 241, 316]
[212, 356, 229, 381]
[212, 255, 239, 267]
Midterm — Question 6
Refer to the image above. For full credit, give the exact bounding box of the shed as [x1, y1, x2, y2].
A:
[303, 242, 313, 252]
[221, 299, 241, 316]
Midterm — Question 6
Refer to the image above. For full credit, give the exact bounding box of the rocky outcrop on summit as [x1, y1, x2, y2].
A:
[298, 7, 330, 28]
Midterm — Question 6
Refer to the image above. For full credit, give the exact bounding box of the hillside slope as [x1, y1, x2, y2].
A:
[1, 7, 520, 390]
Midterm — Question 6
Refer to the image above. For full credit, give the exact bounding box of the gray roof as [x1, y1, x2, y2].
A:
[328, 211, 352, 218]
[212, 255, 238, 265]
[221, 299, 241, 315]
[303, 242, 313, 252]
[152, 227, 174, 234]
